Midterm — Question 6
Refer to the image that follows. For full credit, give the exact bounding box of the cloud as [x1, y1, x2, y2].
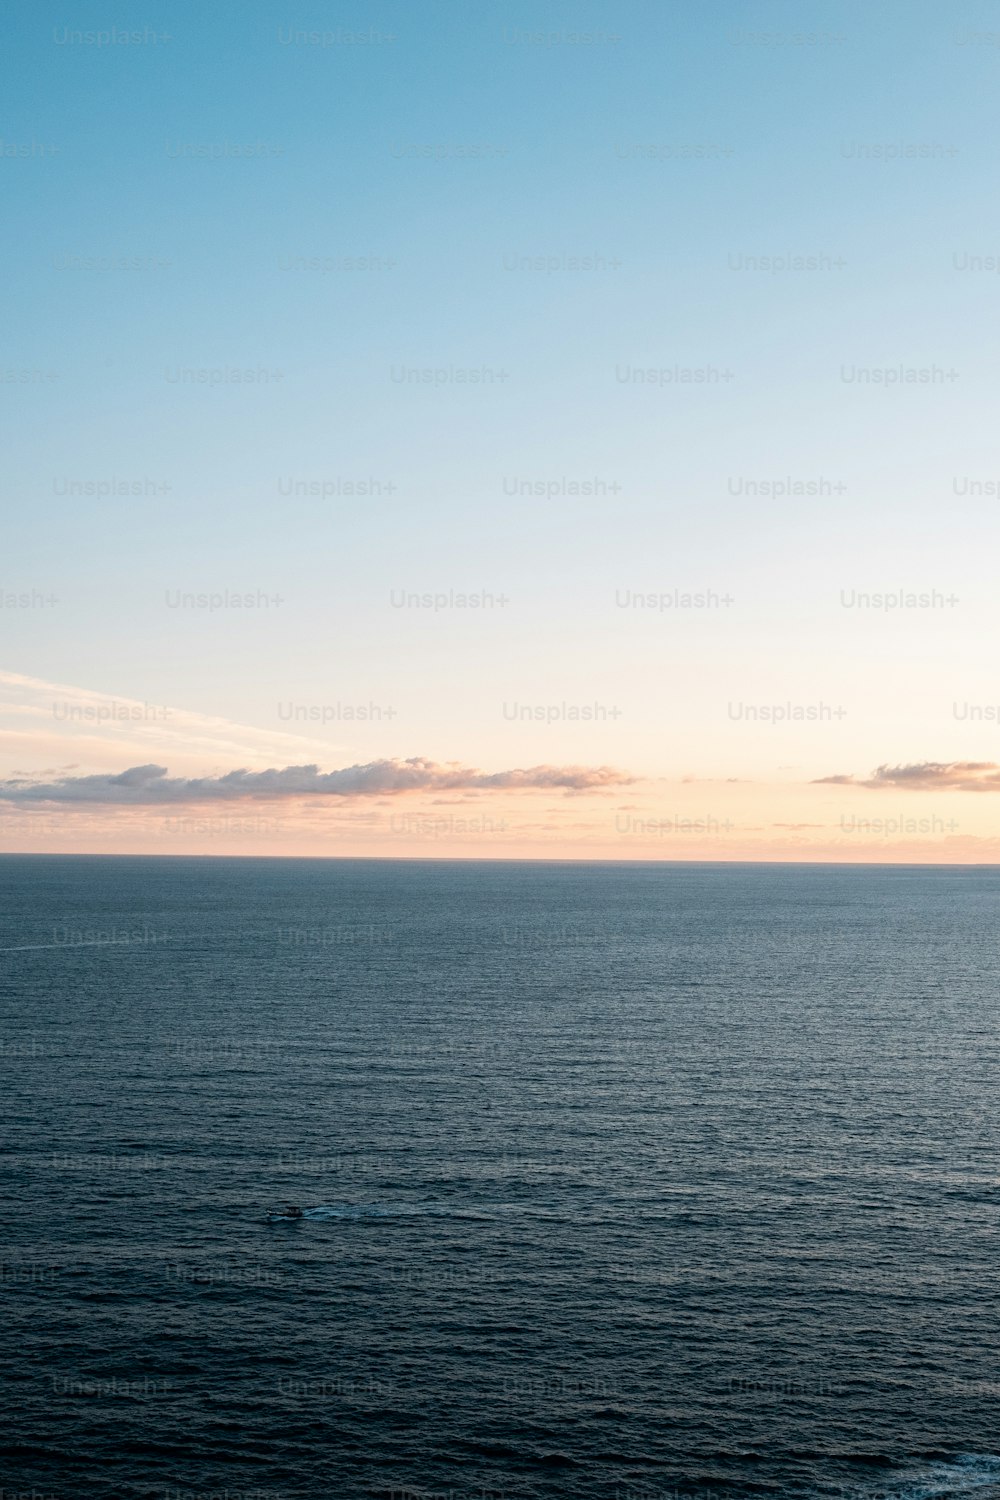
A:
[814, 761, 1000, 792]
[0, 758, 634, 806]
[0, 668, 353, 763]
[680, 775, 750, 784]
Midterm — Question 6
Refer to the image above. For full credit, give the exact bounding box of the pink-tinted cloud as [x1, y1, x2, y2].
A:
[0, 758, 634, 805]
[815, 761, 1000, 792]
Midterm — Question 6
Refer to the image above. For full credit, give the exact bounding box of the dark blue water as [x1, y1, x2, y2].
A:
[2, 855, 1000, 1500]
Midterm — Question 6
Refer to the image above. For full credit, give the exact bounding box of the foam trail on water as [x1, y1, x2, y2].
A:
[0, 941, 140, 953]
[863, 1455, 1000, 1500]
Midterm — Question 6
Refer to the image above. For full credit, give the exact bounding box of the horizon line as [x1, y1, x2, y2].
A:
[0, 852, 996, 869]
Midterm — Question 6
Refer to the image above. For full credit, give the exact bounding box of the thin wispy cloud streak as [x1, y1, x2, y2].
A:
[0, 759, 634, 805]
[0, 670, 352, 761]
[816, 762, 1000, 792]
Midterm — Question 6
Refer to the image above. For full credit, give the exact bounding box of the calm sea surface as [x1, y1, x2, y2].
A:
[2, 856, 1000, 1500]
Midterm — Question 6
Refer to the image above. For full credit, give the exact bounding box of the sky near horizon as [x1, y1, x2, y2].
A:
[4, 0, 1000, 860]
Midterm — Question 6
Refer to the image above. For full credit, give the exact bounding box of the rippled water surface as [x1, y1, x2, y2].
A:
[2, 855, 1000, 1500]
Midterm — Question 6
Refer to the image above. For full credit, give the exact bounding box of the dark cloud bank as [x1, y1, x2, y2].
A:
[0, 759, 634, 805]
[815, 761, 1000, 792]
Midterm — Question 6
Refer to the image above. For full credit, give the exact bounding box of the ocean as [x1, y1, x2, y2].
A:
[2, 855, 999, 1500]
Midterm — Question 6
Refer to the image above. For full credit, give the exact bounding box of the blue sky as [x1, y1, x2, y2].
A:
[3, 0, 1000, 857]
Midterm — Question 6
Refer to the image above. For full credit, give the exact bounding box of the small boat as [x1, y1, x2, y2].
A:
[267, 1204, 304, 1221]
